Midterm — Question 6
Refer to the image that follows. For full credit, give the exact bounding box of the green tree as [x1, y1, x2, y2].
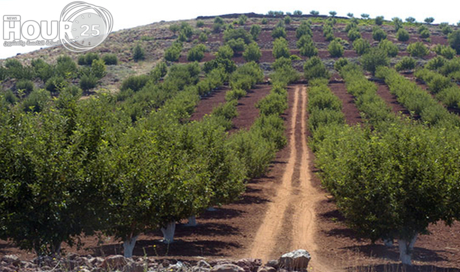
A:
[165, 42, 183, 62]
[396, 28, 410, 42]
[315, 123, 460, 265]
[407, 42, 430, 57]
[406, 17, 416, 23]
[304, 56, 330, 81]
[372, 27, 387, 41]
[448, 30, 460, 54]
[424, 17, 435, 24]
[243, 42, 262, 62]
[293, 10, 302, 16]
[329, 11, 337, 17]
[90, 58, 107, 79]
[361, 48, 389, 75]
[132, 43, 145, 62]
[187, 44, 207, 62]
[392, 17, 403, 31]
[347, 29, 361, 41]
[296, 21, 312, 38]
[216, 45, 234, 59]
[284, 15, 292, 24]
[250, 24, 262, 40]
[395, 56, 416, 71]
[353, 38, 370, 55]
[328, 39, 344, 57]
[310, 10, 319, 16]
[375, 16, 384, 25]
[272, 26, 286, 39]
[378, 39, 399, 57]
[272, 37, 290, 59]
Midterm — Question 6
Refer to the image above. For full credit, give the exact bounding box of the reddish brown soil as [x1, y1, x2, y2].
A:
[230, 84, 272, 132]
[328, 76, 362, 126]
[374, 81, 411, 117]
[190, 86, 229, 121]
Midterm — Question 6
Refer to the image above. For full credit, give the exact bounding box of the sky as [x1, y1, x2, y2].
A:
[1, 0, 459, 59]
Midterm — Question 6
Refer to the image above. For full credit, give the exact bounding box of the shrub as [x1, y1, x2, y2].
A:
[378, 39, 399, 57]
[261, 18, 268, 24]
[256, 93, 288, 116]
[56, 55, 77, 78]
[102, 54, 118, 65]
[361, 48, 389, 75]
[77, 52, 99, 65]
[212, 100, 238, 119]
[120, 74, 150, 92]
[15, 79, 34, 94]
[238, 15, 248, 25]
[272, 27, 286, 39]
[45, 76, 68, 93]
[90, 58, 107, 79]
[395, 57, 416, 71]
[165, 42, 183, 61]
[284, 16, 292, 25]
[334, 58, 349, 71]
[22, 89, 50, 112]
[226, 38, 246, 53]
[448, 30, 460, 54]
[216, 45, 234, 59]
[372, 27, 387, 41]
[272, 37, 290, 59]
[243, 42, 262, 62]
[79, 74, 98, 91]
[407, 42, 430, 57]
[225, 88, 247, 101]
[196, 20, 205, 27]
[169, 24, 180, 34]
[296, 21, 312, 39]
[420, 28, 430, 38]
[396, 28, 410, 42]
[434, 45, 456, 59]
[426, 56, 447, 70]
[375, 16, 384, 25]
[347, 29, 361, 41]
[199, 32, 208, 42]
[353, 38, 370, 55]
[328, 39, 344, 58]
[393, 17, 403, 32]
[304, 56, 330, 81]
[442, 26, 453, 36]
[132, 43, 145, 62]
[187, 44, 207, 62]
[250, 24, 262, 40]
[224, 28, 253, 44]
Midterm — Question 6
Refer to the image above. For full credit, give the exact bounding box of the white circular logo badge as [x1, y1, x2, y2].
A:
[60, 1, 113, 52]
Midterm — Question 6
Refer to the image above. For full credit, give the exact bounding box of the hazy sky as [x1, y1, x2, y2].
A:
[1, 0, 459, 59]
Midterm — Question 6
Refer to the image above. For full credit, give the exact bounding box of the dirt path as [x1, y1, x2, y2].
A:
[247, 85, 336, 272]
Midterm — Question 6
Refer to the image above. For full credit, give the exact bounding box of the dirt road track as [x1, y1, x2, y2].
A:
[247, 85, 339, 272]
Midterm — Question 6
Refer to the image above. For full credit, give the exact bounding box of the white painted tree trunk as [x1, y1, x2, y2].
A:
[161, 221, 176, 244]
[398, 234, 418, 265]
[186, 215, 197, 227]
[383, 238, 394, 247]
[206, 207, 217, 212]
[123, 235, 139, 258]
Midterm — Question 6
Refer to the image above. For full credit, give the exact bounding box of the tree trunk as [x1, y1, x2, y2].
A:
[123, 235, 139, 258]
[161, 221, 176, 244]
[383, 238, 394, 247]
[398, 234, 418, 265]
[186, 215, 197, 227]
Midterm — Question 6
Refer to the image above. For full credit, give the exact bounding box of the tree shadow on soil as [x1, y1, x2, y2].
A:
[91, 239, 240, 258]
[343, 244, 448, 264]
[196, 208, 244, 220]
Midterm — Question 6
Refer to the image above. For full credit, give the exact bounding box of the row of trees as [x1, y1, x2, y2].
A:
[304, 58, 460, 265]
